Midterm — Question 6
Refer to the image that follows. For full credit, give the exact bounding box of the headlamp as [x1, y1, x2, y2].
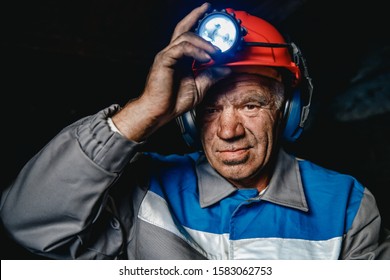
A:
[195, 9, 291, 61]
[195, 9, 246, 56]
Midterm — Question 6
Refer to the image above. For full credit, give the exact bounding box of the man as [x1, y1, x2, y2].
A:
[0, 3, 388, 259]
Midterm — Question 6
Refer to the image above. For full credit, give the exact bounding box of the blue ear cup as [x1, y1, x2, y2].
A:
[282, 88, 304, 142]
[176, 110, 202, 150]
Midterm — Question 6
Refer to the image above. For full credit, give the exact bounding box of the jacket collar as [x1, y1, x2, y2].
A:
[195, 148, 309, 212]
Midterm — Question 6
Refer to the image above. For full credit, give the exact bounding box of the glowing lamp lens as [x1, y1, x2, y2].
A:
[197, 13, 240, 53]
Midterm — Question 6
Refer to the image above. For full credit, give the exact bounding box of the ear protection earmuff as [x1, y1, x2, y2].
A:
[281, 42, 313, 143]
[176, 43, 313, 150]
[176, 109, 201, 150]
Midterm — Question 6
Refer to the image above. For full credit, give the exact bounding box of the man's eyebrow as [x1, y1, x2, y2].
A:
[240, 92, 270, 104]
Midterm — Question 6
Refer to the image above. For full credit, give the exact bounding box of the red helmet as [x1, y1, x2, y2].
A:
[194, 8, 302, 85]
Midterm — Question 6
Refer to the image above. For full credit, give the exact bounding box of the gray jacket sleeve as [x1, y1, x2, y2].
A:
[0, 104, 142, 259]
[341, 187, 390, 259]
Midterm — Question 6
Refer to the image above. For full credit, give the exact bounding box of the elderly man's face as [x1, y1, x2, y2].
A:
[198, 72, 284, 189]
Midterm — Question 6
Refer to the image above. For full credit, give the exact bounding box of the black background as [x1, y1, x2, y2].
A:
[1, 0, 389, 259]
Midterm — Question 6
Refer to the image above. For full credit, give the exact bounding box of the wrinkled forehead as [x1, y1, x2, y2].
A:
[210, 66, 282, 91]
[229, 65, 282, 82]
[208, 65, 282, 93]
[201, 71, 280, 105]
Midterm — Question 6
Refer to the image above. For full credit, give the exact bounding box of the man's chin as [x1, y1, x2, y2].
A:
[220, 152, 250, 166]
[221, 158, 248, 166]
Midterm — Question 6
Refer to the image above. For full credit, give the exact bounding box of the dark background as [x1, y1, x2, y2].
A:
[1, 0, 389, 259]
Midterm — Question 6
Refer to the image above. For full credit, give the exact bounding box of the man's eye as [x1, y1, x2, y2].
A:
[244, 104, 258, 110]
[204, 108, 218, 114]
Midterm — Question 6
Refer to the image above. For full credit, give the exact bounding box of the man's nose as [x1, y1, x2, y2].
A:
[217, 109, 245, 140]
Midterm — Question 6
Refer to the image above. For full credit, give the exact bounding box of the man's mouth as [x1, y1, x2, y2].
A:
[217, 146, 252, 160]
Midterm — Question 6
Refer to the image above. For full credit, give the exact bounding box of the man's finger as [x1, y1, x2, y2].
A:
[170, 2, 210, 42]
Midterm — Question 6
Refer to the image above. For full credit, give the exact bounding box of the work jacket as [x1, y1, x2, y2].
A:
[0, 105, 387, 259]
